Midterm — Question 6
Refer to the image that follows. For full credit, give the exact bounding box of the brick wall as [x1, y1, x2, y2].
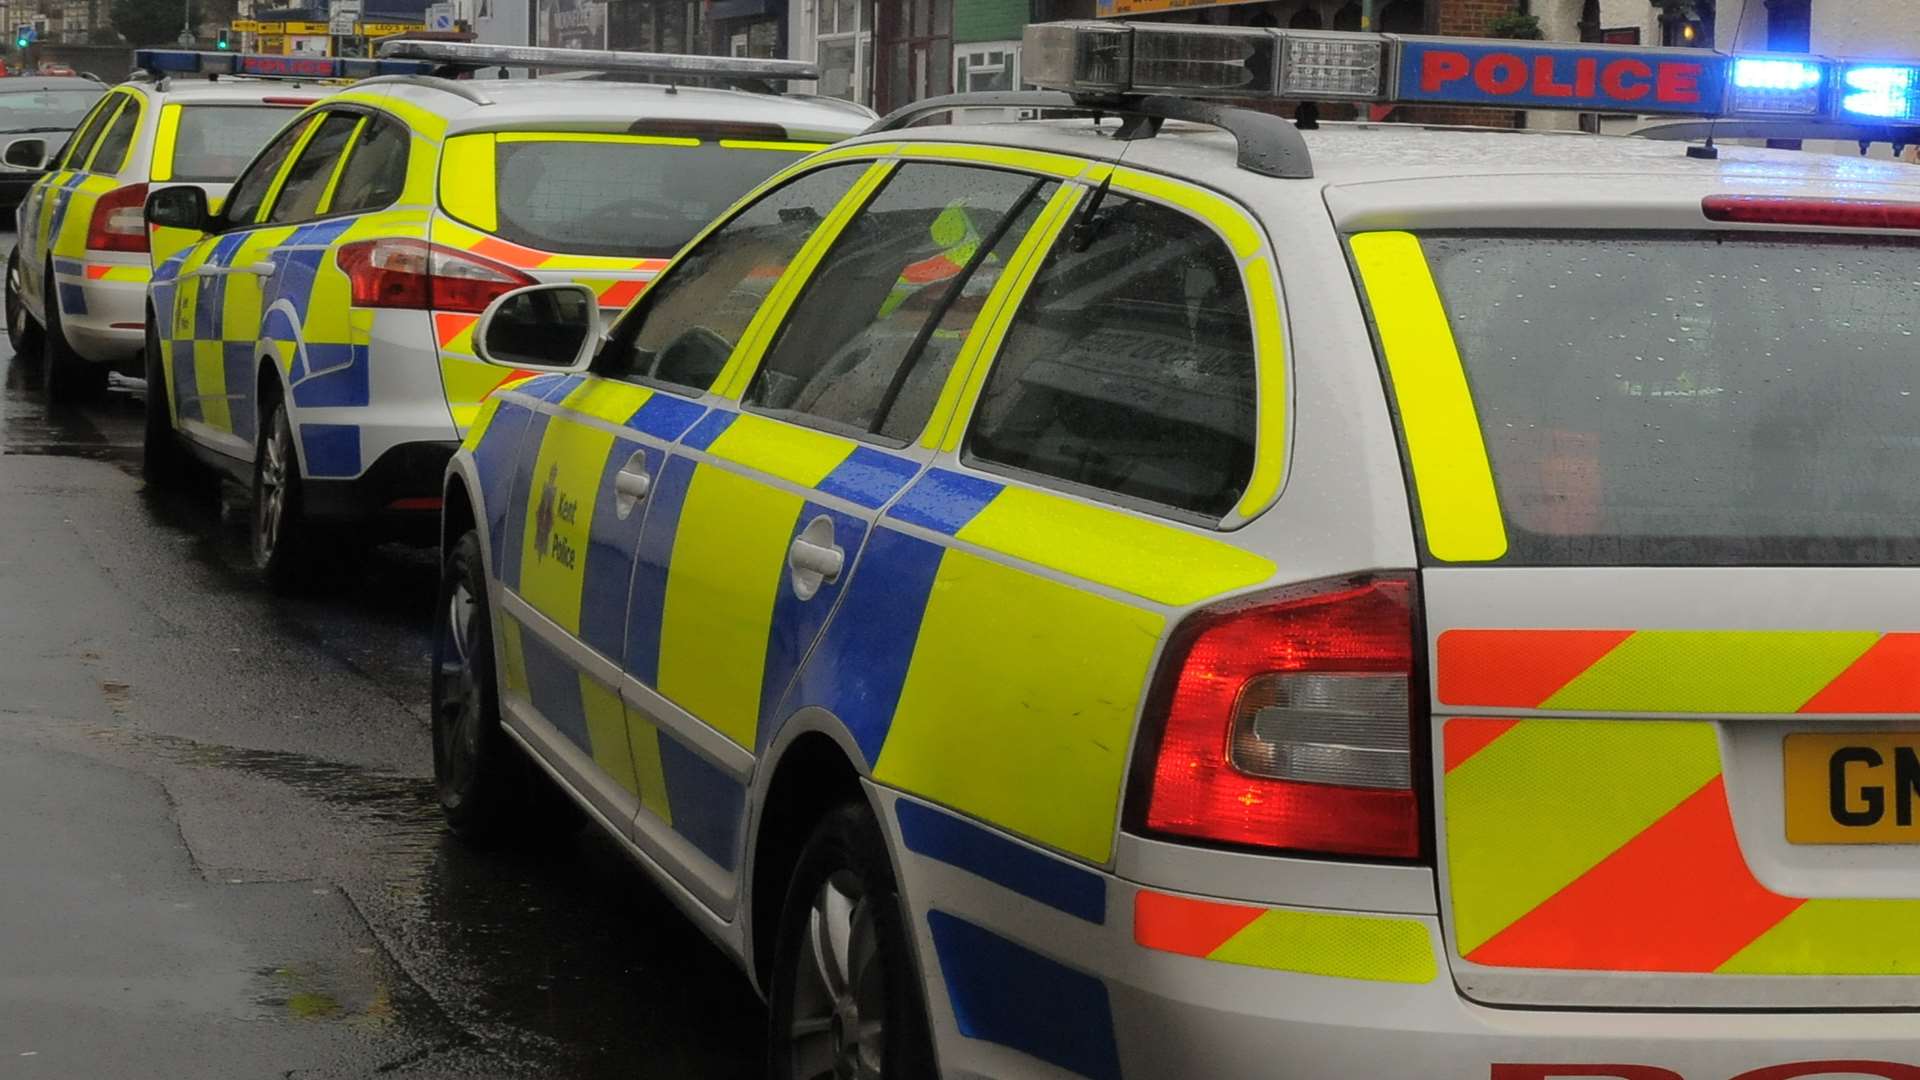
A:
[1435, 0, 1520, 36]
[1406, 0, 1525, 128]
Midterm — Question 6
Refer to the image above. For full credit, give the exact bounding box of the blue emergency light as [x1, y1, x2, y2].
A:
[133, 48, 434, 80]
[1021, 21, 1920, 129]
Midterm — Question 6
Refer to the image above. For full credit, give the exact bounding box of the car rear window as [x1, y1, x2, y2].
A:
[1401, 231, 1920, 566]
[0, 88, 101, 130]
[171, 105, 300, 182]
[491, 137, 815, 258]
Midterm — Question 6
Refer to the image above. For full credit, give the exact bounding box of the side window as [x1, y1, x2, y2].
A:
[965, 194, 1259, 520]
[266, 112, 361, 224]
[326, 116, 409, 214]
[600, 162, 868, 394]
[743, 164, 1054, 443]
[86, 95, 140, 174]
[56, 94, 117, 170]
[222, 115, 316, 228]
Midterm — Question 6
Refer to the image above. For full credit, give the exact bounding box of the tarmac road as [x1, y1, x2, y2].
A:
[0, 231, 766, 1079]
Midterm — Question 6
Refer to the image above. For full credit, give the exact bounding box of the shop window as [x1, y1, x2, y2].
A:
[816, 0, 869, 104]
[954, 41, 1019, 92]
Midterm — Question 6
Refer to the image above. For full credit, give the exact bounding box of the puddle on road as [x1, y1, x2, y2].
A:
[126, 728, 442, 837]
[0, 353, 143, 464]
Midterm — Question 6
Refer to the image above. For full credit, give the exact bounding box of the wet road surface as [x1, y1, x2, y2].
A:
[0, 233, 765, 1078]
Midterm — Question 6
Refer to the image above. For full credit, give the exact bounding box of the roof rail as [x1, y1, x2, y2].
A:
[354, 73, 496, 106]
[377, 40, 819, 85]
[1634, 117, 1920, 146]
[866, 89, 1313, 179]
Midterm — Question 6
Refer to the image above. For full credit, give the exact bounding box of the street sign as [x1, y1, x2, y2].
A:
[329, 2, 360, 35]
[425, 3, 453, 31]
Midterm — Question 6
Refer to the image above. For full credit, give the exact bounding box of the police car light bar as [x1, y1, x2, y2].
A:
[134, 49, 434, 80]
[1021, 21, 1920, 127]
[376, 40, 820, 82]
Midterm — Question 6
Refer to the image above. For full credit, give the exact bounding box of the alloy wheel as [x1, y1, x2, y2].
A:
[786, 870, 888, 1080]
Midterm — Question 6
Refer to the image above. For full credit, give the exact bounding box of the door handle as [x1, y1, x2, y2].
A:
[201, 260, 276, 278]
[788, 515, 845, 601]
[612, 451, 650, 520]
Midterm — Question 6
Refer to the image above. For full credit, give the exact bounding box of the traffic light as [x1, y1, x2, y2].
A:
[14, 24, 31, 48]
[214, 27, 230, 48]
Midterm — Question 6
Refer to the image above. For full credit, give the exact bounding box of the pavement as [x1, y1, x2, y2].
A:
[0, 232, 765, 1079]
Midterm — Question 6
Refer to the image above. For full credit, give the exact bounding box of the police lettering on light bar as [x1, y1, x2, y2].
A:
[376, 39, 820, 82]
[1019, 20, 1920, 129]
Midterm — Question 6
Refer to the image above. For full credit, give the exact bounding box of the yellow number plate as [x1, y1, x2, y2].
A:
[1784, 732, 1920, 844]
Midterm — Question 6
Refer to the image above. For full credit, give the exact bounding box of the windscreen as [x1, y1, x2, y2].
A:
[171, 105, 301, 182]
[0, 87, 101, 131]
[1413, 231, 1920, 566]
[492, 138, 812, 258]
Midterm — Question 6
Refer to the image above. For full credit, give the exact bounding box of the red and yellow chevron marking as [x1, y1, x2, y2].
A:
[434, 311, 479, 351]
[463, 232, 670, 278]
[1438, 629, 1920, 714]
[1444, 717, 1920, 975]
[1134, 890, 1437, 984]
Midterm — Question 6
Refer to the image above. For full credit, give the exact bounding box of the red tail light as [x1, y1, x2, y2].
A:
[1703, 194, 1920, 230]
[87, 183, 149, 252]
[335, 238, 536, 314]
[1132, 574, 1423, 860]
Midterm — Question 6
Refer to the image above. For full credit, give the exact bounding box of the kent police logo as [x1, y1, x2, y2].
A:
[534, 464, 558, 563]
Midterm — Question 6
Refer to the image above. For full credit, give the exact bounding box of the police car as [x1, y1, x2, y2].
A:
[5, 54, 340, 403]
[139, 43, 872, 591]
[435, 21, 1920, 1079]
[0, 76, 106, 212]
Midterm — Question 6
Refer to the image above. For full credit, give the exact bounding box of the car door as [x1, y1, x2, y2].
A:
[17, 90, 115, 322]
[159, 111, 318, 460]
[543, 155, 1056, 912]
[488, 160, 874, 885]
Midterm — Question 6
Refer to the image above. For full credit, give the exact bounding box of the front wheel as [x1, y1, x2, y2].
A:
[252, 395, 316, 592]
[767, 802, 936, 1080]
[6, 248, 40, 360]
[431, 528, 583, 844]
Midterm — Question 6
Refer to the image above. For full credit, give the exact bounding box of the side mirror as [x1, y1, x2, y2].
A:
[475, 283, 599, 373]
[1, 136, 47, 171]
[145, 185, 213, 232]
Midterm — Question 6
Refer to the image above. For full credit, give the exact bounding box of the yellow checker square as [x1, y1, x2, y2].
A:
[580, 674, 640, 798]
[706, 413, 854, 489]
[626, 707, 674, 825]
[954, 485, 1274, 607]
[560, 378, 654, 427]
[656, 466, 803, 748]
[518, 419, 615, 635]
[191, 339, 232, 433]
[499, 613, 530, 698]
[874, 549, 1166, 863]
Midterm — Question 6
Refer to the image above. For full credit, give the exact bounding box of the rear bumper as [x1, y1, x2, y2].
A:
[879, 789, 1920, 1080]
[53, 268, 145, 368]
[303, 439, 456, 538]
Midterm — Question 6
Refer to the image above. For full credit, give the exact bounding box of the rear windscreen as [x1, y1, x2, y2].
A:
[491, 139, 812, 258]
[0, 88, 101, 130]
[1408, 232, 1920, 566]
[172, 105, 299, 182]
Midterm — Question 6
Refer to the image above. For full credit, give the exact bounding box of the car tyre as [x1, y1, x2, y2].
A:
[767, 801, 937, 1080]
[252, 393, 319, 593]
[431, 528, 584, 844]
[41, 268, 106, 406]
[142, 317, 204, 493]
[6, 248, 41, 361]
